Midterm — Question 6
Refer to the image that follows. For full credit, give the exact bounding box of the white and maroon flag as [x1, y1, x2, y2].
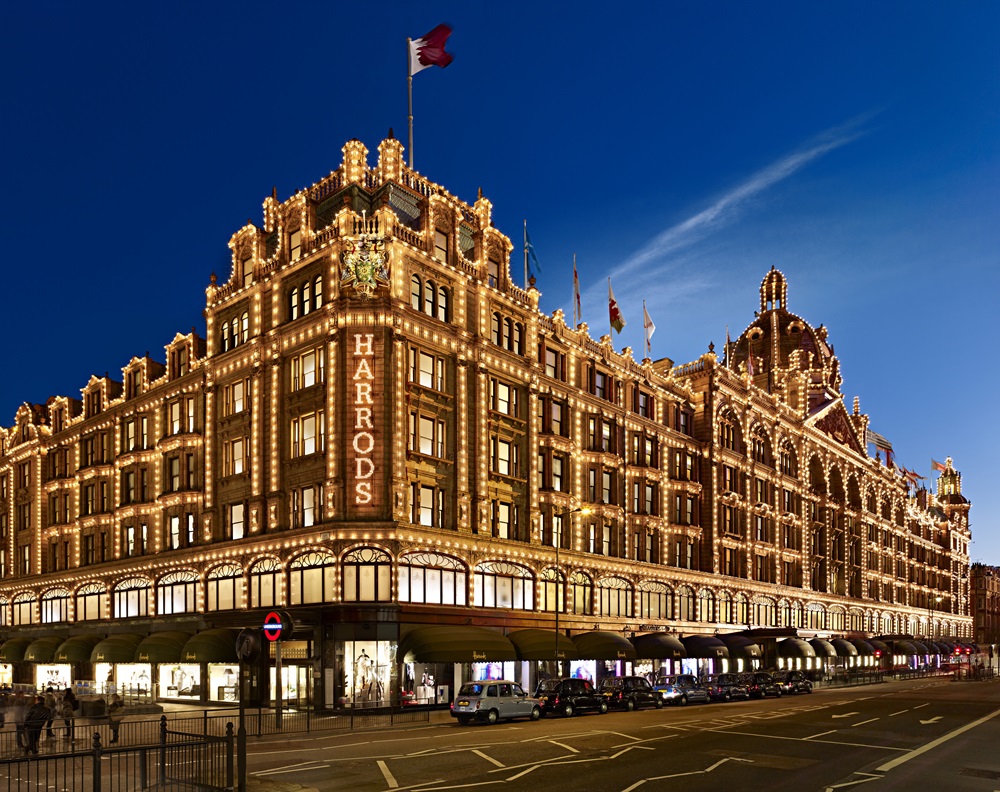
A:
[409, 24, 454, 75]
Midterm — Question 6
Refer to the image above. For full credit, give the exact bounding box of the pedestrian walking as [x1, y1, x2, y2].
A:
[8, 693, 28, 751]
[106, 693, 124, 743]
[24, 696, 49, 755]
[60, 695, 75, 742]
[43, 688, 56, 739]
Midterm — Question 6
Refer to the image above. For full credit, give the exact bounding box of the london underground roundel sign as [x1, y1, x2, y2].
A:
[263, 610, 293, 642]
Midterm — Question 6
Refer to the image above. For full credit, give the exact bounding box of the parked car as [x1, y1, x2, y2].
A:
[775, 670, 813, 694]
[652, 673, 711, 705]
[535, 677, 609, 717]
[742, 671, 783, 698]
[705, 672, 751, 702]
[450, 680, 542, 725]
[598, 676, 664, 711]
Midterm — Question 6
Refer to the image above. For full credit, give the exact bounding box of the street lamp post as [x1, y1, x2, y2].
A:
[554, 507, 591, 672]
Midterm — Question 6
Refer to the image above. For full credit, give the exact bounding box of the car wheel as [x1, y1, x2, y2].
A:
[599, 701, 608, 714]
[679, 695, 688, 706]
[654, 697, 663, 709]
[626, 699, 635, 712]
[487, 709, 499, 725]
[563, 703, 575, 717]
[530, 706, 541, 721]
[457, 716, 470, 726]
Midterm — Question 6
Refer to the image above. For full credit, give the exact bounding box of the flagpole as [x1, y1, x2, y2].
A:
[573, 254, 579, 327]
[643, 300, 649, 358]
[608, 278, 612, 339]
[523, 220, 529, 289]
[407, 38, 414, 169]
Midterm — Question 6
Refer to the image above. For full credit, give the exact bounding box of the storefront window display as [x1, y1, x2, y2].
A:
[209, 664, 239, 702]
[161, 664, 201, 699]
[337, 639, 393, 707]
[401, 662, 451, 705]
[36, 664, 70, 690]
[0, 663, 12, 688]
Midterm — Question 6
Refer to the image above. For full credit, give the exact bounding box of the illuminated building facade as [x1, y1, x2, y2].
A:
[0, 136, 972, 706]
[972, 564, 1000, 652]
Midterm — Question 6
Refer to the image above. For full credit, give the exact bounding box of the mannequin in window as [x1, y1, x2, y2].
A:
[355, 650, 373, 696]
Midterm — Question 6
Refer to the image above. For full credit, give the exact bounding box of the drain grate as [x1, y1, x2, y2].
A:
[960, 768, 1000, 780]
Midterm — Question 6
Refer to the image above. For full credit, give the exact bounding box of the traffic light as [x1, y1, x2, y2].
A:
[874, 650, 881, 659]
[965, 647, 972, 656]
[954, 647, 961, 657]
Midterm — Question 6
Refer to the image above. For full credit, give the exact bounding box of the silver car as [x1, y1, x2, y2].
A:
[450, 680, 542, 725]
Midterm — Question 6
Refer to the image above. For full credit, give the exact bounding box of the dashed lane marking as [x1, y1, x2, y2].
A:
[852, 719, 879, 727]
[471, 749, 504, 768]
[377, 759, 399, 788]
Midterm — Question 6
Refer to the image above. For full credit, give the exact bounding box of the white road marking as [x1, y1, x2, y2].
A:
[377, 759, 399, 788]
[913, 703, 930, 710]
[832, 712, 860, 719]
[254, 761, 329, 776]
[823, 771, 882, 790]
[852, 719, 879, 727]
[471, 749, 504, 768]
[804, 730, 836, 740]
[889, 710, 908, 717]
[713, 728, 907, 752]
[877, 706, 1000, 772]
[548, 740, 578, 753]
[919, 716, 942, 725]
[620, 756, 753, 792]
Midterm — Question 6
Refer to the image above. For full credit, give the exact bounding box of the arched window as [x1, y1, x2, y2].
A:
[806, 603, 825, 630]
[342, 547, 392, 603]
[113, 577, 150, 619]
[637, 581, 671, 620]
[13, 592, 35, 626]
[779, 441, 797, 477]
[424, 280, 436, 316]
[207, 563, 244, 611]
[750, 426, 771, 465]
[302, 280, 312, 316]
[437, 286, 448, 322]
[697, 589, 714, 622]
[474, 561, 533, 610]
[399, 552, 467, 605]
[290, 288, 300, 321]
[539, 567, 563, 613]
[411, 275, 422, 310]
[0, 596, 8, 627]
[491, 313, 502, 345]
[75, 582, 106, 621]
[718, 409, 740, 451]
[597, 576, 633, 618]
[157, 570, 197, 615]
[569, 571, 593, 615]
[718, 590, 734, 624]
[734, 593, 749, 625]
[240, 312, 249, 343]
[503, 318, 513, 349]
[677, 586, 695, 620]
[289, 550, 336, 605]
[754, 596, 776, 627]
[221, 321, 230, 351]
[41, 588, 70, 624]
[249, 557, 282, 609]
[314, 275, 323, 310]
[513, 323, 523, 354]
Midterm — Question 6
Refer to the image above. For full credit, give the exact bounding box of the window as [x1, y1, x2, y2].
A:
[398, 552, 468, 605]
[412, 484, 445, 527]
[157, 570, 197, 615]
[342, 547, 392, 602]
[489, 378, 519, 417]
[290, 346, 325, 391]
[80, 482, 96, 517]
[542, 348, 565, 381]
[408, 348, 446, 391]
[636, 390, 652, 418]
[289, 550, 336, 605]
[408, 412, 446, 458]
[291, 484, 324, 528]
[597, 577, 633, 618]
[569, 571, 593, 615]
[490, 313, 523, 354]
[552, 455, 565, 491]
[168, 397, 196, 435]
[410, 275, 450, 321]
[487, 258, 500, 288]
[207, 563, 243, 611]
[490, 499, 519, 540]
[249, 558, 281, 608]
[474, 561, 533, 609]
[41, 588, 70, 624]
[490, 437, 519, 477]
[228, 503, 245, 541]
[722, 464, 738, 493]
[224, 379, 248, 415]
[594, 370, 609, 400]
[434, 229, 449, 262]
[291, 411, 325, 457]
[289, 275, 323, 319]
[13, 592, 34, 625]
[289, 228, 301, 260]
[718, 412, 739, 450]
[75, 583, 105, 621]
[113, 578, 150, 619]
[123, 522, 148, 557]
[638, 581, 671, 620]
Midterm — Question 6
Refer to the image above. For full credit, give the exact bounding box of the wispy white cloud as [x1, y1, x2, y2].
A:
[608, 112, 879, 283]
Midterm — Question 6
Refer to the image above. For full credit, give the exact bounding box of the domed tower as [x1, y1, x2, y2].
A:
[729, 266, 843, 415]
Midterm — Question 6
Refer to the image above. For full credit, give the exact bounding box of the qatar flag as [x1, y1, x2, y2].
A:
[409, 24, 454, 75]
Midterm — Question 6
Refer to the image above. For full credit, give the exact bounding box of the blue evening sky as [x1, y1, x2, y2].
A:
[2, 3, 997, 558]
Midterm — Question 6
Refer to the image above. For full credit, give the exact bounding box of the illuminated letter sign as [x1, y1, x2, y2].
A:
[352, 333, 376, 505]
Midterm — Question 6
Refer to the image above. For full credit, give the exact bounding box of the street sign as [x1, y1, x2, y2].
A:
[263, 610, 294, 642]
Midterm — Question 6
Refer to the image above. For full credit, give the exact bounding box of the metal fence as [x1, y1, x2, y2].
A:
[0, 718, 233, 792]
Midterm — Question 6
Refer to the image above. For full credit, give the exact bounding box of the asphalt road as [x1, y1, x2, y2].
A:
[244, 677, 1000, 792]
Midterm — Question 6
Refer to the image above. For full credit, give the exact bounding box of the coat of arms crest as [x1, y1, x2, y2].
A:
[341, 234, 390, 298]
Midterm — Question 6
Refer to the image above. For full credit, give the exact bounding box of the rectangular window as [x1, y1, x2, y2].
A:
[225, 379, 247, 415]
[552, 456, 565, 492]
[487, 258, 500, 288]
[168, 515, 181, 550]
[291, 412, 325, 457]
[123, 419, 136, 452]
[229, 503, 245, 540]
[637, 390, 651, 418]
[408, 348, 446, 392]
[289, 229, 301, 260]
[490, 378, 518, 416]
[434, 229, 449, 262]
[291, 485, 324, 528]
[542, 348, 564, 380]
[225, 439, 246, 475]
[291, 347, 325, 391]
[594, 371, 608, 400]
[412, 484, 444, 528]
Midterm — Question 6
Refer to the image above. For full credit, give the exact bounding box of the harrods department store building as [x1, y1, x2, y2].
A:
[0, 136, 972, 708]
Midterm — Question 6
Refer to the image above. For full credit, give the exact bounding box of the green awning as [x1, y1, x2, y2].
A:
[681, 635, 729, 659]
[54, 635, 102, 663]
[91, 634, 145, 663]
[181, 629, 239, 664]
[631, 632, 686, 660]
[910, 641, 930, 655]
[24, 636, 65, 663]
[830, 639, 859, 658]
[398, 625, 516, 663]
[892, 640, 918, 656]
[868, 639, 890, 655]
[507, 629, 579, 661]
[718, 635, 762, 659]
[0, 637, 35, 662]
[135, 632, 193, 664]
[808, 638, 837, 658]
[777, 638, 817, 659]
[573, 630, 636, 661]
[850, 640, 875, 656]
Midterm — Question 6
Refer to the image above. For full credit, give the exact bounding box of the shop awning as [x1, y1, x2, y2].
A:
[572, 631, 636, 661]
[892, 640, 918, 656]
[91, 634, 145, 663]
[507, 629, 578, 661]
[631, 632, 686, 660]
[777, 638, 817, 659]
[718, 635, 762, 660]
[830, 639, 858, 658]
[0, 637, 35, 662]
[24, 636, 65, 662]
[135, 632, 193, 664]
[850, 640, 876, 656]
[181, 629, 239, 664]
[929, 642, 950, 655]
[910, 641, 929, 655]
[681, 635, 729, 660]
[808, 638, 837, 658]
[54, 635, 102, 663]
[399, 625, 516, 663]
[867, 639, 890, 656]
